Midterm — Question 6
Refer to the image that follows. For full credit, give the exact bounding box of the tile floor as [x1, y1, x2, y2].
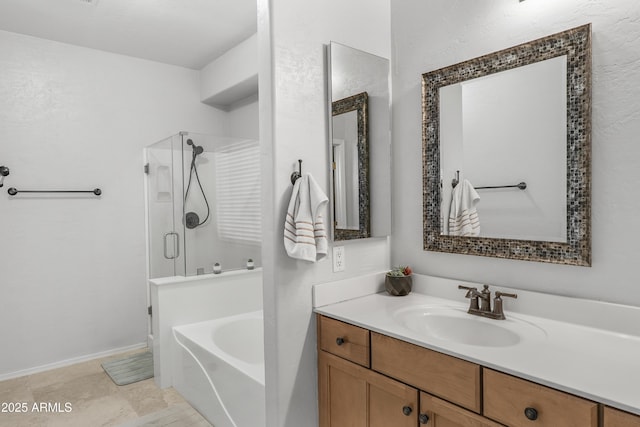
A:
[0, 349, 209, 427]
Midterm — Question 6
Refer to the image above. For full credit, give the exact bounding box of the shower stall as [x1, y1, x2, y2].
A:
[145, 132, 261, 279]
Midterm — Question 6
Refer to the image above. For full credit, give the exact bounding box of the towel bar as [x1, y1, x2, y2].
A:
[476, 182, 527, 190]
[8, 187, 102, 196]
[451, 170, 526, 190]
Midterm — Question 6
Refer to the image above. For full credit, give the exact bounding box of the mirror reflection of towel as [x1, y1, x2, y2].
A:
[284, 174, 329, 262]
[448, 179, 480, 236]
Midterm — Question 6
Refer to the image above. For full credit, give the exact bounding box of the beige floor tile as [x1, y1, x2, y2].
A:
[0, 349, 196, 427]
[26, 359, 102, 391]
[0, 409, 49, 427]
[38, 395, 136, 427]
[0, 375, 33, 403]
[118, 378, 172, 417]
[31, 371, 120, 407]
[160, 386, 187, 406]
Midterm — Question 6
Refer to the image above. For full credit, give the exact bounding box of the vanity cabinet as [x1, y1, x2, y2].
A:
[317, 314, 620, 427]
[603, 406, 640, 426]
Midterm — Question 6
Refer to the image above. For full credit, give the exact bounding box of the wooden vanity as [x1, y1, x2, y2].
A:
[317, 314, 640, 426]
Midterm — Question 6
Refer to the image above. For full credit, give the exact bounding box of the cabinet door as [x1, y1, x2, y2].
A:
[319, 350, 418, 427]
[419, 393, 505, 427]
[603, 406, 640, 427]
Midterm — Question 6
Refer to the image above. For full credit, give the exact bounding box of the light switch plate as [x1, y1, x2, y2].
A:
[333, 246, 345, 272]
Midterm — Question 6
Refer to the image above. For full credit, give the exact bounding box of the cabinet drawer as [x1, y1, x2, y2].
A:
[420, 392, 505, 427]
[318, 315, 370, 367]
[603, 406, 640, 427]
[483, 369, 598, 427]
[371, 332, 481, 413]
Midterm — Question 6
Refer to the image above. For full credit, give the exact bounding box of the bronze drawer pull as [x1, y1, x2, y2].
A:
[402, 406, 412, 416]
[419, 413, 430, 424]
[335, 337, 345, 346]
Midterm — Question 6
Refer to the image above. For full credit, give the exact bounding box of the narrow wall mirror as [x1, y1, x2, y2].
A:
[328, 42, 391, 241]
[422, 24, 591, 266]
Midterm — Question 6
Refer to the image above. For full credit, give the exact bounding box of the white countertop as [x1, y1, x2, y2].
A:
[315, 289, 640, 416]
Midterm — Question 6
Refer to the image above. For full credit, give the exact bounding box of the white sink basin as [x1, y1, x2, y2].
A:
[393, 305, 546, 347]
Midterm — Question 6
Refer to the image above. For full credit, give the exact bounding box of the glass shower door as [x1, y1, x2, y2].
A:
[145, 134, 186, 279]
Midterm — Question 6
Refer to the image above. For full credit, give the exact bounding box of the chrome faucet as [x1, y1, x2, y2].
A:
[458, 284, 517, 320]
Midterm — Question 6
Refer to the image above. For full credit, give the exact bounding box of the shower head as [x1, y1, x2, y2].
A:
[186, 139, 204, 155]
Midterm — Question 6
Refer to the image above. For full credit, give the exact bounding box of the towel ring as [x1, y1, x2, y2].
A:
[290, 159, 302, 185]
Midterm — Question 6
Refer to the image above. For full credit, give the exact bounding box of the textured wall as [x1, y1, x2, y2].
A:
[258, 0, 391, 425]
[0, 30, 227, 377]
[391, 0, 640, 306]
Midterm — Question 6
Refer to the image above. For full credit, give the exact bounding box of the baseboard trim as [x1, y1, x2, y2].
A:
[0, 342, 148, 382]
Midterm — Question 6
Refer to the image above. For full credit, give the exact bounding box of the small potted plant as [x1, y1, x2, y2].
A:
[385, 265, 413, 296]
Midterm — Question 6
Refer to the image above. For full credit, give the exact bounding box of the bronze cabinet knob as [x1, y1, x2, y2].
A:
[418, 413, 430, 424]
[524, 407, 538, 420]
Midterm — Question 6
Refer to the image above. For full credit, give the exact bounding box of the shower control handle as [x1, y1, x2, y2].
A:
[163, 232, 180, 260]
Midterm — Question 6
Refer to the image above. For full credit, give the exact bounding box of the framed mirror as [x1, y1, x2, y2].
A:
[328, 42, 391, 241]
[422, 24, 592, 266]
[332, 92, 370, 240]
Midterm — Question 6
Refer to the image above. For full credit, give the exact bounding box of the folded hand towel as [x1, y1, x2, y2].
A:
[284, 174, 329, 262]
[448, 179, 480, 237]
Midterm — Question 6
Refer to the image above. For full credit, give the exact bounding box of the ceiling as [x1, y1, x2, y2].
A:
[0, 0, 257, 70]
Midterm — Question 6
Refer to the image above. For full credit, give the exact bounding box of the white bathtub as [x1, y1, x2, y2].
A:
[172, 310, 265, 427]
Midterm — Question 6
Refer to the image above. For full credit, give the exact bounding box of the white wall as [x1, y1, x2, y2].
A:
[391, 0, 640, 306]
[258, 0, 390, 425]
[228, 98, 260, 140]
[200, 33, 258, 110]
[0, 30, 227, 378]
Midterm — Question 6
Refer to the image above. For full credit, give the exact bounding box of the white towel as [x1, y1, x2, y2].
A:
[448, 179, 480, 236]
[284, 173, 329, 262]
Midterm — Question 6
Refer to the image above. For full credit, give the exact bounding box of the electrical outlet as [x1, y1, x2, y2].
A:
[333, 246, 346, 272]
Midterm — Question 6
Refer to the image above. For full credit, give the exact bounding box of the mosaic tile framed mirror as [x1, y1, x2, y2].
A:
[332, 91, 370, 240]
[422, 24, 592, 266]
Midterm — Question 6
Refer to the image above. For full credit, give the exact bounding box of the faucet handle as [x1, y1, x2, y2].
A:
[458, 285, 479, 310]
[492, 291, 518, 320]
[458, 285, 477, 296]
[495, 291, 517, 300]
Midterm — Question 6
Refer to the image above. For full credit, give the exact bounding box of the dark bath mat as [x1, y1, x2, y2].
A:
[101, 351, 154, 386]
